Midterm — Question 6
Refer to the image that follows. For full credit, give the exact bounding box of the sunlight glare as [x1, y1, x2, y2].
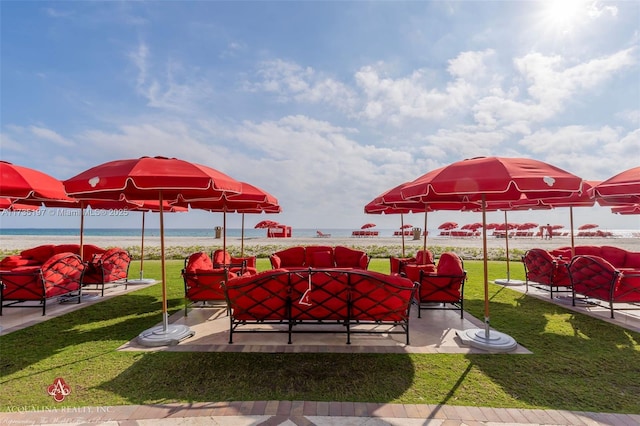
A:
[542, 0, 589, 35]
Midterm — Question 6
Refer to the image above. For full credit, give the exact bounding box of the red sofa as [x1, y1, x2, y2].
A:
[0, 244, 131, 297]
[269, 246, 370, 270]
[0, 252, 86, 315]
[222, 268, 417, 344]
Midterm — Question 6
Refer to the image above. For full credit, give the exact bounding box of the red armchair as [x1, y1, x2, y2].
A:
[182, 252, 230, 316]
[212, 249, 257, 276]
[414, 252, 466, 318]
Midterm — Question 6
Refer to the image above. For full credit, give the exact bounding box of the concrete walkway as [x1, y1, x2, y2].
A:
[1, 400, 638, 425]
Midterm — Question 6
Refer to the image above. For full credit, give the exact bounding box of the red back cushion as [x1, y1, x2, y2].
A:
[53, 244, 81, 255]
[274, 247, 306, 267]
[310, 250, 334, 268]
[415, 250, 435, 265]
[20, 245, 55, 263]
[334, 246, 367, 269]
[624, 252, 640, 268]
[600, 246, 627, 268]
[186, 252, 213, 273]
[437, 252, 464, 276]
[574, 246, 602, 257]
[304, 246, 333, 267]
[213, 250, 231, 265]
[83, 244, 106, 262]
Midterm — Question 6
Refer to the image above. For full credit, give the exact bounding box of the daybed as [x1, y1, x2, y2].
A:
[222, 268, 417, 344]
[567, 255, 640, 318]
[413, 252, 466, 318]
[0, 252, 86, 315]
[269, 246, 370, 270]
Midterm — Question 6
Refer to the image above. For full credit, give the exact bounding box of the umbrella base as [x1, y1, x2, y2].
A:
[494, 278, 525, 286]
[457, 328, 517, 353]
[126, 278, 157, 285]
[137, 324, 195, 347]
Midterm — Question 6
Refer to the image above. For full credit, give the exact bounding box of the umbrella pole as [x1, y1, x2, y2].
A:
[482, 197, 490, 337]
[79, 201, 85, 261]
[570, 206, 575, 258]
[139, 211, 145, 280]
[241, 213, 245, 257]
[457, 196, 517, 352]
[137, 191, 194, 347]
[423, 208, 428, 253]
[223, 209, 227, 256]
[400, 213, 406, 257]
[504, 211, 510, 280]
[159, 193, 169, 332]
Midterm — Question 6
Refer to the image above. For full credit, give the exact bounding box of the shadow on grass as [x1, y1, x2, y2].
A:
[0, 292, 183, 379]
[464, 287, 640, 413]
[96, 352, 416, 404]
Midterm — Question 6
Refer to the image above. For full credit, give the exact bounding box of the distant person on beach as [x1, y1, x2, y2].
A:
[545, 224, 553, 239]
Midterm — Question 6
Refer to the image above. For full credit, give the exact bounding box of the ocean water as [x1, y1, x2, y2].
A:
[0, 227, 636, 238]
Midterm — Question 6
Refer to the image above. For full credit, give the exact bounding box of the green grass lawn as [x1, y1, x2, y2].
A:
[1, 258, 639, 413]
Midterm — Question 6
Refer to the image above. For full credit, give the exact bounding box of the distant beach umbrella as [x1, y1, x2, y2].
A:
[593, 167, 640, 205]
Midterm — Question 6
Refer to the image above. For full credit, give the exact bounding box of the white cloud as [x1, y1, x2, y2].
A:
[29, 126, 74, 147]
[247, 59, 358, 112]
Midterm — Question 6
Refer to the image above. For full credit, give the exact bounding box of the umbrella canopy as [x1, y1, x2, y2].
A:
[63, 156, 242, 202]
[0, 161, 73, 203]
[578, 223, 599, 230]
[612, 204, 640, 215]
[438, 221, 458, 230]
[400, 224, 413, 229]
[361, 223, 377, 229]
[63, 156, 243, 347]
[400, 156, 584, 352]
[461, 223, 483, 231]
[0, 198, 40, 211]
[176, 182, 281, 256]
[593, 167, 640, 205]
[255, 219, 279, 229]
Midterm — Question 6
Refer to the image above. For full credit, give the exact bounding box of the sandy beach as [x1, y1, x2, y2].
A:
[1, 233, 637, 253]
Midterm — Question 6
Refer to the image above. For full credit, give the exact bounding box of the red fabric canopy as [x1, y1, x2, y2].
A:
[0, 161, 72, 203]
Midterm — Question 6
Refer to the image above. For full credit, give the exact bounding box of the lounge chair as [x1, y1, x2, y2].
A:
[316, 230, 331, 238]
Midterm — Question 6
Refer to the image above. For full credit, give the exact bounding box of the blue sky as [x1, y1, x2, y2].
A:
[1, 1, 639, 231]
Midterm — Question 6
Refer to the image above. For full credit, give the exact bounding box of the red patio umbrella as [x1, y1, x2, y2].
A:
[361, 223, 376, 229]
[401, 156, 583, 352]
[612, 204, 640, 215]
[178, 182, 280, 256]
[64, 156, 243, 347]
[593, 167, 640, 205]
[0, 161, 71, 202]
[255, 219, 279, 229]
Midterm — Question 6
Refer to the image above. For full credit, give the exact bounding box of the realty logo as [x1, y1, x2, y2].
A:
[47, 377, 71, 402]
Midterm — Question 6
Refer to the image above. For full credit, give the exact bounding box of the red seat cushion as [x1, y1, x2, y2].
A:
[53, 244, 81, 255]
[0, 255, 39, 269]
[212, 250, 231, 265]
[304, 246, 333, 267]
[600, 246, 627, 268]
[415, 250, 435, 265]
